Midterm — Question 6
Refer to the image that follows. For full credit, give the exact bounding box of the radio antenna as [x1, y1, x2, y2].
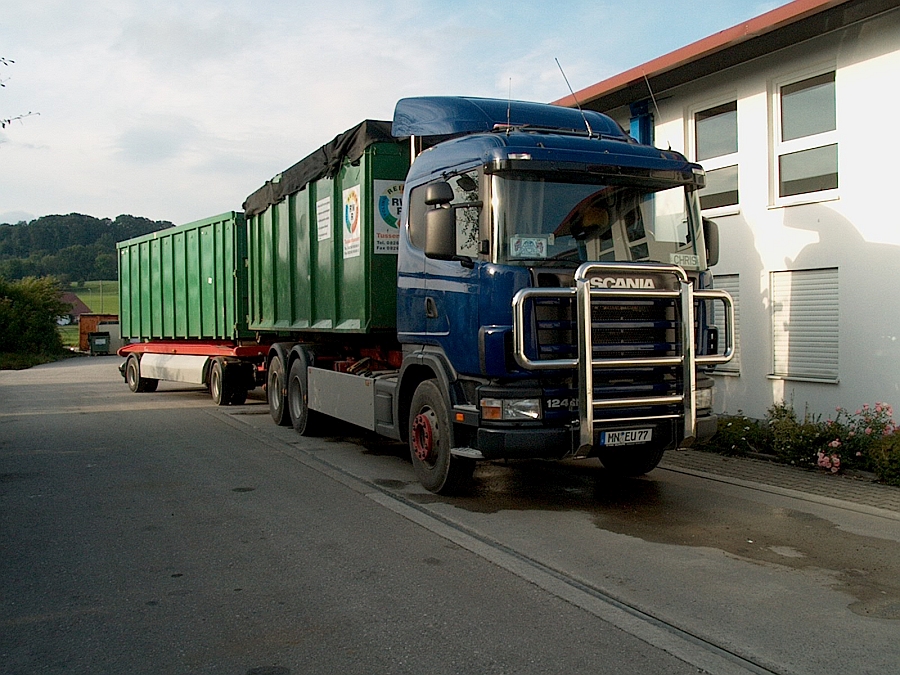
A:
[642, 71, 670, 150]
[507, 77, 512, 131]
[555, 58, 593, 137]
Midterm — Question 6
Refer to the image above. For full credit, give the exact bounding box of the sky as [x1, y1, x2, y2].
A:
[0, 0, 779, 226]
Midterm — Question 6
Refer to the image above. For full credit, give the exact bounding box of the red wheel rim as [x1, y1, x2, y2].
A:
[412, 409, 437, 464]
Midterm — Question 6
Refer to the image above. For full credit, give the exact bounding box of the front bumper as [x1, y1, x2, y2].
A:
[471, 412, 716, 461]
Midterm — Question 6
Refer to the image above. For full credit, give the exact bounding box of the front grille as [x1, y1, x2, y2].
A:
[591, 299, 677, 359]
[533, 297, 679, 360]
[531, 293, 683, 412]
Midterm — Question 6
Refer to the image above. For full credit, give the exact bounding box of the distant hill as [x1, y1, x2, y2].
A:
[0, 213, 174, 283]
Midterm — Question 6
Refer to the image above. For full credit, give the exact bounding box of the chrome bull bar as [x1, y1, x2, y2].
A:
[512, 262, 735, 458]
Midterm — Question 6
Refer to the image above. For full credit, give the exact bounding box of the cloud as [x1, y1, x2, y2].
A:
[0, 0, 767, 224]
[115, 115, 204, 163]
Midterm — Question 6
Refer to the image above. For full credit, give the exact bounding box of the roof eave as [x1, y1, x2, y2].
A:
[553, 0, 869, 112]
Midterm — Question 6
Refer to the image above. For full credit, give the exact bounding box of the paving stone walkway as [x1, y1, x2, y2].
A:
[660, 448, 900, 515]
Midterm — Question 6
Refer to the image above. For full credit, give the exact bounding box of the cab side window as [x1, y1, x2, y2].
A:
[449, 171, 480, 257]
[407, 171, 481, 255]
[407, 185, 428, 251]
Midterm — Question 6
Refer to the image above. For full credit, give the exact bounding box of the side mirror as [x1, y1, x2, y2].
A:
[703, 217, 719, 267]
[424, 182, 454, 206]
[425, 207, 457, 260]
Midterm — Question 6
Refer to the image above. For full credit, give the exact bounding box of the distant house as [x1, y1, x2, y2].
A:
[58, 292, 93, 325]
[557, 0, 900, 418]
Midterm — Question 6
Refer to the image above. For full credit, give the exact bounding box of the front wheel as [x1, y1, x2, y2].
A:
[408, 380, 474, 494]
[597, 444, 666, 477]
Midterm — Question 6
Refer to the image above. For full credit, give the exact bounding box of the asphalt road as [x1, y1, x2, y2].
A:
[2, 357, 899, 675]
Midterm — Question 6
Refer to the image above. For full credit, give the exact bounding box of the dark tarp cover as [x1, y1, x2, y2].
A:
[242, 120, 401, 217]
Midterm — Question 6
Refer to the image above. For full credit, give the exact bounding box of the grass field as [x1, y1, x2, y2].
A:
[71, 280, 119, 314]
[58, 280, 119, 349]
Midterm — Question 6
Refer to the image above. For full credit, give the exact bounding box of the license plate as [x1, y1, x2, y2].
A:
[600, 429, 653, 446]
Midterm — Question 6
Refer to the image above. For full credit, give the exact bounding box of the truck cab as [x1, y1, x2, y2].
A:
[392, 97, 733, 489]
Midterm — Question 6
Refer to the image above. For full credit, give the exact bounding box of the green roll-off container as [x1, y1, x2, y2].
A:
[117, 212, 250, 341]
[243, 120, 409, 334]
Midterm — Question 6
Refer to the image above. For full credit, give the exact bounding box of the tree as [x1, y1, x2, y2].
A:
[0, 276, 69, 355]
[1, 57, 38, 130]
[0, 213, 173, 281]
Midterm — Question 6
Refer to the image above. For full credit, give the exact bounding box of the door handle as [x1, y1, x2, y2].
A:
[425, 297, 438, 319]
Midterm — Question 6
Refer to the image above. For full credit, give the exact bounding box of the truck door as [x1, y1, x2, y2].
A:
[423, 172, 482, 373]
[396, 184, 428, 340]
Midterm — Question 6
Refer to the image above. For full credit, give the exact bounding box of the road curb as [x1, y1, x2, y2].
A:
[660, 449, 900, 520]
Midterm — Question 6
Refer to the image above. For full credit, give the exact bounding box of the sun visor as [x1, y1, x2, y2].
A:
[391, 96, 626, 140]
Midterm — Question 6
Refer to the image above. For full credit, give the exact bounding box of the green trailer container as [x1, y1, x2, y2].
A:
[117, 211, 250, 341]
[243, 121, 409, 334]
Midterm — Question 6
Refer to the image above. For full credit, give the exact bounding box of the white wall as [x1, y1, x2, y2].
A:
[608, 7, 900, 419]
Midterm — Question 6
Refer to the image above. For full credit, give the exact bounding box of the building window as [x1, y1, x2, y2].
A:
[694, 101, 738, 211]
[712, 274, 740, 375]
[770, 268, 839, 383]
[776, 71, 837, 199]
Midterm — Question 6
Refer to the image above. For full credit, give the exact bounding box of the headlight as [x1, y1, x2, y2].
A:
[696, 387, 713, 410]
[480, 398, 542, 421]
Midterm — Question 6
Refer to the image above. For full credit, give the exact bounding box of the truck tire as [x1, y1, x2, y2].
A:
[125, 355, 158, 393]
[409, 380, 474, 494]
[267, 355, 291, 426]
[228, 387, 248, 406]
[597, 444, 666, 477]
[209, 358, 234, 406]
[288, 358, 324, 436]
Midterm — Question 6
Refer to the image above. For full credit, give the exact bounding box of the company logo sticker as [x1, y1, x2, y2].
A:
[374, 180, 404, 255]
[343, 185, 361, 259]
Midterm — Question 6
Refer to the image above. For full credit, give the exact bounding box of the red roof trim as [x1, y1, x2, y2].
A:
[553, 0, 849, 108]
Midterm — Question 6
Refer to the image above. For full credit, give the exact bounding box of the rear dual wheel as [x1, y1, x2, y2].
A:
[267, 354, 291, 426]
[287, 358, 324, 436]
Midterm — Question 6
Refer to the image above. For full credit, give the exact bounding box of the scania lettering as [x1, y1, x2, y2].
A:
[118, 97, 734, 494]
[590, 278, 657, 289]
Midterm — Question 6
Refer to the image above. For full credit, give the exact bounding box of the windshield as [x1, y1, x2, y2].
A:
[492, 173, 704, 269]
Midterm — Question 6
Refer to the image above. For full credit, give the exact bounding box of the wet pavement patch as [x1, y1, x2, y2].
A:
[419, 458, 900, 619]
[373, 479, 409, 490]
[0, 472, 37, 483]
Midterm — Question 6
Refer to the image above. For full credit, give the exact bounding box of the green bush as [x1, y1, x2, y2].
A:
[697, 412, 770, 456]
[0, 276, 69, 356]
[869, 434, 900, 487]
[766, 401, 833, 469]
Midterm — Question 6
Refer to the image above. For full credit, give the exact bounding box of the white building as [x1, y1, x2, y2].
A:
[561, 0, 900, 419]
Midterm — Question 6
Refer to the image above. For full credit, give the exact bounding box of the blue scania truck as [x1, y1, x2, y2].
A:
[119, 96, 733, 494]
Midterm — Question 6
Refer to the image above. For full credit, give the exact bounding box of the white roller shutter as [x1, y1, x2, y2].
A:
[712, 274, 741, 374]
[770, 268, 839, 382]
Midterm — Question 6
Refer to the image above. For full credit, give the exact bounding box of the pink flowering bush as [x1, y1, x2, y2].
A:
[825, 403, 897, 474]
[816, 449, 841, 473]
[696, 400, 900, 485]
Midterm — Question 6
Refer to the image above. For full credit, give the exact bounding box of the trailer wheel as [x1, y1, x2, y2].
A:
[209, 358, 231, 406]
[288, 359, 323, 436]
[409, 380, 474, 494]
[267, 355, 291, 426]
[125, 355, 158, 393]
[229, 388, 248, 406]
[597, 444, 666, 477]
